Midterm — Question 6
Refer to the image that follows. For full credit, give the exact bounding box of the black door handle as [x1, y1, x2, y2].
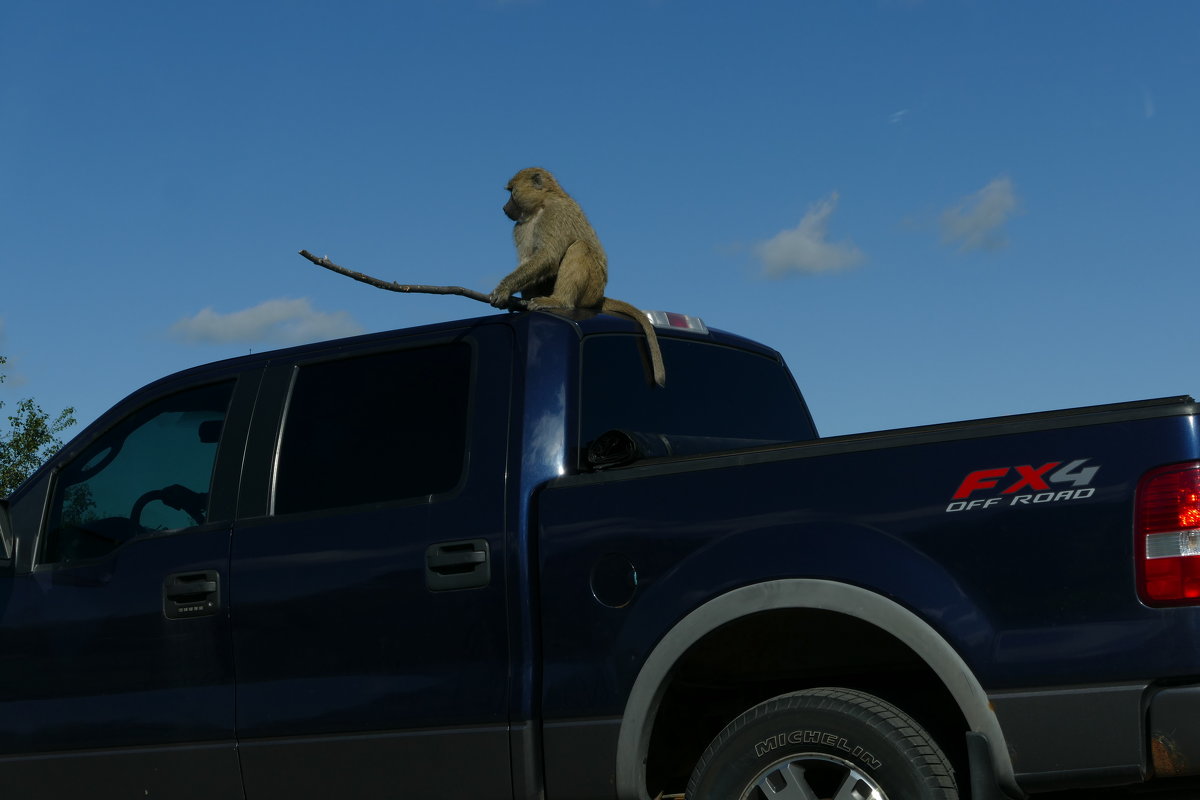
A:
[427, 549, 486, 569]
[425, 539, 490, 591]
[163, 570, 221, 619]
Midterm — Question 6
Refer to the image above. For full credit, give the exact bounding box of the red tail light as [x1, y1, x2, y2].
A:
[645, 311, 709, 334]
[1136, 462, 1200, 606]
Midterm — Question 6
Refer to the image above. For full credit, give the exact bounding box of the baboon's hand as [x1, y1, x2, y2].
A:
[489, 283, 514, 309]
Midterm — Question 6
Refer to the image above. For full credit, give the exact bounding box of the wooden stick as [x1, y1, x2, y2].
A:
[298, 250, 526, 309]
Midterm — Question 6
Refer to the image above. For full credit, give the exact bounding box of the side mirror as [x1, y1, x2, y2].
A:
[0, 498, 12, 563]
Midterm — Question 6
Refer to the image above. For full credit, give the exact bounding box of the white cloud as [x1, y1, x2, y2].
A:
[1142, 87, 1156, 119]
[756, 192, 866, 277]
[939, 176, 1020, 253]
[170, 298, 364, 345]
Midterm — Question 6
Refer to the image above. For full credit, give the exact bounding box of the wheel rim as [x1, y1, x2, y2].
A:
[739, 752, 887, 800]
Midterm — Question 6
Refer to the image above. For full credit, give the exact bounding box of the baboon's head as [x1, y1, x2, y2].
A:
[504, 167, 562, 222]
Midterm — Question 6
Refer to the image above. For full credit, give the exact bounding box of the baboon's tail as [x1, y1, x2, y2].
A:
[599, 297, 667, 388]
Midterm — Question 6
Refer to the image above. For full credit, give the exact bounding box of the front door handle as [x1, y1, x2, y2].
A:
[425, 539, 490, 591]
[163, 570, 221, 619]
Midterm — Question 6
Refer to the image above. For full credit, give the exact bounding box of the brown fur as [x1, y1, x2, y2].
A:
[489, 167, 666, 387]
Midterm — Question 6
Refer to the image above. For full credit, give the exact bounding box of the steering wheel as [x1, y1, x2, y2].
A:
[130, 484, 207, 528]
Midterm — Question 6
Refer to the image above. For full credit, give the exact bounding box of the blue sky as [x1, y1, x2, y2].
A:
[2, 1, 1198, 439]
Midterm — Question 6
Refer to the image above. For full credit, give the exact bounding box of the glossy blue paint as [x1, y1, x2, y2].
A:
[536, 411, 1200, 721]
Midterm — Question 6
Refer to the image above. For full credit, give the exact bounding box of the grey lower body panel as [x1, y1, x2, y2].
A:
[990, 682, 1149, 792]
[0, 742, 243, 800]
[542, 716, 622, 799]
[992, 680, 1200, 793]
[239, 725, 511, 799]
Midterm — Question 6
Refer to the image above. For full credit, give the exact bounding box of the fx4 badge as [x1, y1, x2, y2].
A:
[946, 460, 1100, 513]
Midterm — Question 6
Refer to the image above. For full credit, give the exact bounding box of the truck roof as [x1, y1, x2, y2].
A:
[77, 310, 785, 445]
[175, 308, 784, 378]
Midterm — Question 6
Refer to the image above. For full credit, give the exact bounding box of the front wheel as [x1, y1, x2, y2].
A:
[686, 688, 958, 800]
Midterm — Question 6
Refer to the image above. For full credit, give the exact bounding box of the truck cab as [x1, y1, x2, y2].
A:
[0, 310, 810, 798]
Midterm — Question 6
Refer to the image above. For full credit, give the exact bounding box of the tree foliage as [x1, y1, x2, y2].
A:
[0, 355, 77, 496]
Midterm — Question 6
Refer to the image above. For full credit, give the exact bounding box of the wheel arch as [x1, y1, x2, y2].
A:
[614, 578, 1016, 799]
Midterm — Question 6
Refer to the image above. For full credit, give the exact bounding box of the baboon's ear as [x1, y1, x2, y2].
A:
[531, 171, 544, 188]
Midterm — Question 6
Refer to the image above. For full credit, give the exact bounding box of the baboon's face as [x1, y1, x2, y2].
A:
[503, 188, 521, 221]
[504, 174, 536, 221]
[504, 168, 557, 222]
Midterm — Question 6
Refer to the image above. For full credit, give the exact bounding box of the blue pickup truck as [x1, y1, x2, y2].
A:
[2, 309, 1199, 800]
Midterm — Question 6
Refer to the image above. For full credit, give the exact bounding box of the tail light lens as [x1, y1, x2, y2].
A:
[1136, 462, 1200, 606]
[646, 311, 709, 334]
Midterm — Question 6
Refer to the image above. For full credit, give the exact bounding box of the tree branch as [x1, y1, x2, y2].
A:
[298, 250, 526, 309]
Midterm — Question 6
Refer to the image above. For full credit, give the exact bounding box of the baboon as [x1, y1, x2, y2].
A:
[489, 167, 666, 387]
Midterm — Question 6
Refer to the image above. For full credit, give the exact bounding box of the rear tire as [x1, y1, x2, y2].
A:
[686, 687, 958, 800]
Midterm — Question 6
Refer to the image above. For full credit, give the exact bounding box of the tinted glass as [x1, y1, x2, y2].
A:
[274, 343, 472, 515]
[580, 335, 814, 457]
[43, 381, 234, 564]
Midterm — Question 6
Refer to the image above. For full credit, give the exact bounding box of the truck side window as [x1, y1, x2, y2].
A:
[580, 335, 816, 458]
[42, 381, 235, 565]
[273, 343, 472, 515]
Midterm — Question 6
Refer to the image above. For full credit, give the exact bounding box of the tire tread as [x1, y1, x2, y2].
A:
[687, 687, 957, 799]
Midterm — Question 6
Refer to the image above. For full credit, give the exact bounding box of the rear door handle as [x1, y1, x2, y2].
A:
[425, 539, 490, 591]
[163, 570, 221, 619]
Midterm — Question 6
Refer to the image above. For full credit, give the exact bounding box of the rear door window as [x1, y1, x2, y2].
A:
[273, 343, 472, 515]
[579, 335, 815, 462]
